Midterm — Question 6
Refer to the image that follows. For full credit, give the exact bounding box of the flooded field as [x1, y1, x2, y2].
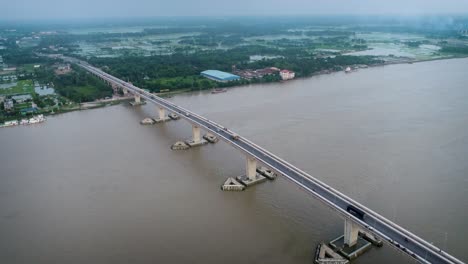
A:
[68, 26, 466, 62]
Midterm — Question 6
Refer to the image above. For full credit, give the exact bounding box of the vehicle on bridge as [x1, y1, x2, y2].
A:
[68, 57, 465, 264]
[346, 205, 365, 220]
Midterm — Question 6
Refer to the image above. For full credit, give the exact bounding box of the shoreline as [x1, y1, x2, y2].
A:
[162, 55, 468, 96]
[2, 55, 467, 126]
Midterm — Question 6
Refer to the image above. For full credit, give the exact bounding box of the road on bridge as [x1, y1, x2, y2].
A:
[63, 56, 464, 264]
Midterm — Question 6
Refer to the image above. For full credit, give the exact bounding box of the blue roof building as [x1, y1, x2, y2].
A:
[201, 70, 240, 82]
[20, 107, 38, 114]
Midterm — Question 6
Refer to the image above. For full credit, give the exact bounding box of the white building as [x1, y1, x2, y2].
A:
[4, 99, 14, 110]
[280, 69, 295, 80]
[12, 94, 32, 103]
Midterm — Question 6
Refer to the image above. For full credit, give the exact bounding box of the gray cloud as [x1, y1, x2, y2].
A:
[3, 0, 468, 20]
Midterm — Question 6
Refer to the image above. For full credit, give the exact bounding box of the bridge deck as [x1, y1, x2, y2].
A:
[65, 57, 464, 264]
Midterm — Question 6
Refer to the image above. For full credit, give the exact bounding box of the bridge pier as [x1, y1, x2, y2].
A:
[111, 83, 119, 93]
[236, 156, 267, 186]
[122, 87, 129, 95]
[192, 125, 201, 143]
[246, 156, 257, 181]
[327, 219, 372, 260]
[154, 106, 170, 123]
[71, 61, 464, 264]
[129, 93, 145, 106]
[185, 125, 208, 147]
[344, 218, 360, 247]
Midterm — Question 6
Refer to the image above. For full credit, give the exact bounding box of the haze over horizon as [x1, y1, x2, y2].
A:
[4, 0, 468, 21]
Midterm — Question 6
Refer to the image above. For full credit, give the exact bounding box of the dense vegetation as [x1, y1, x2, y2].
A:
[88, 44, 382, 92]
[52, 66, 112, 102]
[440, 46, 468, 54]
[1, 16, 467, 105]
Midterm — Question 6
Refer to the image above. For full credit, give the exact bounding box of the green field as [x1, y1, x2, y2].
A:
[14, 102, 32, 109]
[0, 80, 34, 95]
[19, 64, 40, 73]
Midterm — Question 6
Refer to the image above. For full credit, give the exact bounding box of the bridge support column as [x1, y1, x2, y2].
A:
[122, 87, 128, 95]
[154, 106, 170, 123]
[129, 93, 145, 106]
[246, 156, 257, 181]
[344, 218, 359, 247]
[185, 124, 208, 147]
[192, 125, 201, 143]
[158, 107, 165, 120]
[111, 84, 119, 94]
[236, 156, 267, 186]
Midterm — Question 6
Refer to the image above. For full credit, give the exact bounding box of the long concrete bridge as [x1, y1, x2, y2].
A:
[64, 56, 464, 264]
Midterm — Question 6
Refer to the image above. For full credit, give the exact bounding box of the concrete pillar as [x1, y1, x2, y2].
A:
[123, 87, 128, 95]
[246, 156, 257, 180]
[344, 218, 359, 247]
[111, 84, 119, 93]
[158, 107, 165, 120]
[135, 94, 141, 103]
[192, 125, 201, 143]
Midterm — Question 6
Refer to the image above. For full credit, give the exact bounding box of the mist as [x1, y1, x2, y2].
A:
[3, 0, 468, 21]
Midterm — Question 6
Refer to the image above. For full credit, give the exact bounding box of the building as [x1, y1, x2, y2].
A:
[20, 107, 38, 115]
[55, 64, 71, 75]
[4, 99, 14, 110]
[11, 94, 32, 103]
[233, 67, 280, 80]
[201, 70, 240, 82]
[280, 69, 295, 80]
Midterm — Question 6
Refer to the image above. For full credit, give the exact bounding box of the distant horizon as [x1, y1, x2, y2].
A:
[4, 0, 468, 21]
[1, 13, 468, 25]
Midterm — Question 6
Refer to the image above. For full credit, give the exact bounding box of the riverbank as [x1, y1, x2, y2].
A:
[3, 55, 466, 127]
[2, 56, 467, 264]
[0, 96, 133, 126]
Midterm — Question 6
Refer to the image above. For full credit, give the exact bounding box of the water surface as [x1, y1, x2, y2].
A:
[1, 58, 467, 264]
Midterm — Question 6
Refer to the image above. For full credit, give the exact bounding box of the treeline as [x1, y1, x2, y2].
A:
[244, 55, 382, 77]
[87, 44, 382, 92]
[178, 34, 245, 47]
[0, 47, 50, 65]
[440, 46, 468, 54]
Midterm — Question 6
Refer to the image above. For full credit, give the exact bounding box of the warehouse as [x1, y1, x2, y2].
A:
[200, 70, 240, 82]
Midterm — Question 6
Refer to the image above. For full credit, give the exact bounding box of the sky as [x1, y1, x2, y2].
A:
[3, 0, 468, 20]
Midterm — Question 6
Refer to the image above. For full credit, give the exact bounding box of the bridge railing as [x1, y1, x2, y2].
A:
[78, 62, 464, 264]
[237, 132, 462, 264]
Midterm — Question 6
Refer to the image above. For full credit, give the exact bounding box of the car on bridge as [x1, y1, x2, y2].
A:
[231, 133, 240, 140]
[346, 205, 365, 220]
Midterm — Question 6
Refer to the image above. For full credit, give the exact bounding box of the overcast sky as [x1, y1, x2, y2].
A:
[4, 0, 468, 20]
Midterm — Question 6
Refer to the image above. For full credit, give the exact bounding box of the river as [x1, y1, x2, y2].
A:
[1, 58, 467, 264]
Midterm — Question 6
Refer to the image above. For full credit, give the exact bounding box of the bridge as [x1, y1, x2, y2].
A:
[64, 56, 463, 264]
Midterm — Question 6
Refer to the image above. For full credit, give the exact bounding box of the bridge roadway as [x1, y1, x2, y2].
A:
[69, 57, 463, 264]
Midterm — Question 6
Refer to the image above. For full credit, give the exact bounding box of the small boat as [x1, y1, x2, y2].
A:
[28, 115, 46, 124]
[211, 88, 227, 94]
[20, 119, 29, 125]
[168, 113, 180, 120]
[3, 120, 18, 127]
[345, 67, 352, 73]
